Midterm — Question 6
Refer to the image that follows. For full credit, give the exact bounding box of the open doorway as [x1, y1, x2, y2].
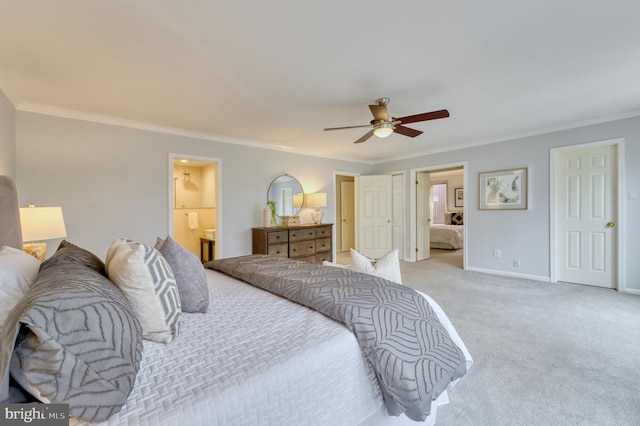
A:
[169, 154, 221, 262]
[334, 173, 357, 264]
[334, 171, 405, 264]
[411, 163, 466, 269]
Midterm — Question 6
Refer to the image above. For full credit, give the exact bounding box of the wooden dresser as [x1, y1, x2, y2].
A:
[252, 223, 333, 264]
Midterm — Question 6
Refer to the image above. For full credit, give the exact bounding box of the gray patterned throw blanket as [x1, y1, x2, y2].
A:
[207, 255, 467, 421]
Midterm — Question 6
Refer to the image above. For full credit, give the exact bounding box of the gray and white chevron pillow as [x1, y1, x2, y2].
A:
[107, 238, 181, 343]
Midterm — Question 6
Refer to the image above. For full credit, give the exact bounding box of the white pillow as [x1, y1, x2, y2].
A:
[0, 246, 41, 336]
[322, 260, 350, 269]
[350, 248, 402, 284]
[106, 238, 181, 343]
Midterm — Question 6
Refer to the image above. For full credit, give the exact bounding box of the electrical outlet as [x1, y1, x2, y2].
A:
[493, 249, 501, 258]
[513, 259, 520, 267]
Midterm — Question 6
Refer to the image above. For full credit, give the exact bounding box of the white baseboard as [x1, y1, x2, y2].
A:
[465, 266, 550, 282]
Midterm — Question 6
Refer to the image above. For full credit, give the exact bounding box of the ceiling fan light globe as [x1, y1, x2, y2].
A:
[373, 126, 394, 138]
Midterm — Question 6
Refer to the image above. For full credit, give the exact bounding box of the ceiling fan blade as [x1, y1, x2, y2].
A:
[394, 125, 423, 138]
[369, 104, 389, 121]
[324, 124, 372, 131]
[397, 109, 449, 124]
[354, 130, 375, 144]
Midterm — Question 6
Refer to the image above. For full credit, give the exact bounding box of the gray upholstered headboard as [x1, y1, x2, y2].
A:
[0, 175, 23, 249]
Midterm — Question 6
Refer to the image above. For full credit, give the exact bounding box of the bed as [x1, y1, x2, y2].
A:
[0, 175, 472, 425]
[430, 225, 464, 250]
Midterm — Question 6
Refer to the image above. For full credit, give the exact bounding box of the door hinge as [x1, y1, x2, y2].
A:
[416, 248, 418, 252]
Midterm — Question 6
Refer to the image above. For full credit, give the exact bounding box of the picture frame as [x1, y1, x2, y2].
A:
[454, 187, 464, 207]
[479, 168, 528, 210]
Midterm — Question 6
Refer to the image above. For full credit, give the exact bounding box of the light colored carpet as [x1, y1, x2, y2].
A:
[337, 249, 640, 425]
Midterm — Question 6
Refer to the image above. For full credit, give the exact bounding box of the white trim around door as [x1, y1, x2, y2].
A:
[168, 153, 223, 259]
[409, 161, 468, 268]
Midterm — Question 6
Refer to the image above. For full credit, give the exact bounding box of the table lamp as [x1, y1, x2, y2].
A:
[19, 204, 67, 261]
[306, 192, 327, 224]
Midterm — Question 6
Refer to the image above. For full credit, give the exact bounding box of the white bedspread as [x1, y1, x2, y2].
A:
[430, 225, 464, 249]
[73, 269, 471, 425]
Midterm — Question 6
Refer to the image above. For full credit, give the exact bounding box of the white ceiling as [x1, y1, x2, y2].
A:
[1, 1, 639, 163]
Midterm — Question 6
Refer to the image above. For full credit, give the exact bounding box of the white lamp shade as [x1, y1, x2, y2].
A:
[20, 207, 67, 242]
[306, 192, 327, 208]
[293, 193, 304, 208]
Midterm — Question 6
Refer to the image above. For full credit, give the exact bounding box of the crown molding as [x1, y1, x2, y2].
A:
[0, 62, 22, 107]
[16, 102, 373, 165]
[12, 99, 640, 167]
[372, 109, 640, 164]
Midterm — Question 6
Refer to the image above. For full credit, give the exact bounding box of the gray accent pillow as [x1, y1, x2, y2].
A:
[156, 236, 209, 313]
[0, 253, 143, 422]
[54, 240, 106, 276]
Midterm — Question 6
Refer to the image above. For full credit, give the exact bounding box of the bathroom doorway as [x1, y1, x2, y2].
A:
[169, 154, 221, 262]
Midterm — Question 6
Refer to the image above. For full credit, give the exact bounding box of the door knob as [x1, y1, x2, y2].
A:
[342, 219, 347, 222]
[427, 218, 431, 222]
[606, 222, 615, 228]
[387, 219, 392, 223]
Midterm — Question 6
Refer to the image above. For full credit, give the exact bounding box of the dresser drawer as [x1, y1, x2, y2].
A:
[316, 238, 331, 253]
[267, 244, 289, 257]
[267, 230, 289, 245]
[315, 227, 332, 239]
[314, 252, 332, 264]
[289, 228, 316, 242]
[289, 240, 316, 258]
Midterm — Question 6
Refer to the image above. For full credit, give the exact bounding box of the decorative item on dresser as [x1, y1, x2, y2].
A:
[252, 223, 332, 264]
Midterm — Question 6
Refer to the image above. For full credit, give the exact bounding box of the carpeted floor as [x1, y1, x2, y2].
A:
[337, 249, 640, 425]
[407, 249, 640, 425]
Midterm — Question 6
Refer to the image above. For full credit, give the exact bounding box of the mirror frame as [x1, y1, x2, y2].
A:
[267, 174, 304, 218]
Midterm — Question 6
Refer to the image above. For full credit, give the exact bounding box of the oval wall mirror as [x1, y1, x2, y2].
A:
[267, 174, 304, 217]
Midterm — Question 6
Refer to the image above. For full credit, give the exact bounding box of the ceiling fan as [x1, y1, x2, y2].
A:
[324, 98, 449, 144]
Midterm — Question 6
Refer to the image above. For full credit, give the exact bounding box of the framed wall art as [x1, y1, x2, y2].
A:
[479, 168, 528, 210]
[454, 187, 464, 207]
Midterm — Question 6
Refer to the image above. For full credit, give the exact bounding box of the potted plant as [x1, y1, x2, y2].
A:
[266, 201, 277, 226]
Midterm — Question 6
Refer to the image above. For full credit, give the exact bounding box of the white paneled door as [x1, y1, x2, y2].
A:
[556, 144, 617, 288]
[416, 171, 431, 261]
[356, 175, 392, 259]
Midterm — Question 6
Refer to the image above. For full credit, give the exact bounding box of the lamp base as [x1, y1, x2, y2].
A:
[311, 209, 324, 224]
[23, 242, 47, 262]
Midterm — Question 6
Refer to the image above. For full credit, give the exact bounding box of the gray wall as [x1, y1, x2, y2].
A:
[0, 90, 15, 178]
[3, 95, 638, 292]
[374, 116, 640, 292]
[14, 112, 371, 260]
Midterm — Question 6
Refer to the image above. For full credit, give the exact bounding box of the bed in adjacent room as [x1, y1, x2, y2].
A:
[430, 224, 464, 250]
[0, 175, 472, 425]
[430, 212, 464, 250]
